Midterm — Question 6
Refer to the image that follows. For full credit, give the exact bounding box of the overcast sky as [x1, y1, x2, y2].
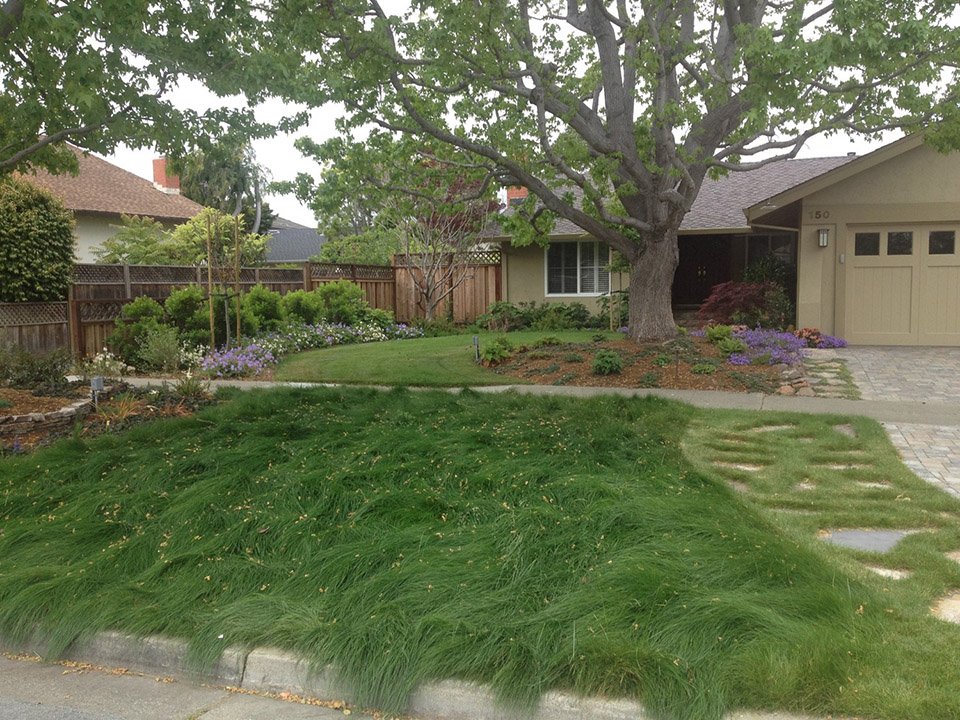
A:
[103, 90, 901, 229]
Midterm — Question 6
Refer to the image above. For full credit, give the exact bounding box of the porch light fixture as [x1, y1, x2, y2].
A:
[818, 228, 830, 248]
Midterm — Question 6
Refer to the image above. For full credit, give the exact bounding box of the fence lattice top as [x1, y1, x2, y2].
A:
[311, 263, 395, 281]
[0, 302, 68, 326]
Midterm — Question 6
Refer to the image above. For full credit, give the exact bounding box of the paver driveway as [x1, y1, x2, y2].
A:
[834, 346, 960, 498]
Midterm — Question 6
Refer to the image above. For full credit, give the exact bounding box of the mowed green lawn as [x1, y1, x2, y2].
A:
[274, 330, 619, 386]
[2, 387, 960, 720]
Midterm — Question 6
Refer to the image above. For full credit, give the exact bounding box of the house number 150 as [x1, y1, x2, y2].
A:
[808, 210, 831, 219]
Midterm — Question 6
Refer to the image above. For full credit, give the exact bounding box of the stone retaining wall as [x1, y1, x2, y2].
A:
[0, 398, 93, 439]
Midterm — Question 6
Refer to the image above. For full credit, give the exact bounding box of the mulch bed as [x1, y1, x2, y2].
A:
[490, 336, 785, 393]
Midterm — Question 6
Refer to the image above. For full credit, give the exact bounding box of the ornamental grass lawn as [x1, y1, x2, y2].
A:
[274, 330, 620, 386]
[2, 387, 960, 720]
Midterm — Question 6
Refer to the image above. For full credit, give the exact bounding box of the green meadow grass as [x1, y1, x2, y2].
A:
[274, 330, 619, 386]
[1, 388, 959, 719]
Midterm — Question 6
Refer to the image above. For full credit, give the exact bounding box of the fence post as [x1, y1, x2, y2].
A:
[255, 267, 261, 285]
[303, 261, 312, 291]
[122, 264, 132, 299]
[67, 285, 82, 357]
[196, 266, 202, 286]
[391, 258, 398, 316]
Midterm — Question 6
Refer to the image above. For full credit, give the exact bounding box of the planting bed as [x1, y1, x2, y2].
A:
[492, 336, 788, 393]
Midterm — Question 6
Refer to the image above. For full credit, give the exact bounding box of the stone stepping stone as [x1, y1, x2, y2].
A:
[714, 461, 764, 472]
[818, 463, 871, 470]
[726, 480, 750, 493]
[750, 425, 795, 433]
[932, 591, 960, 624]
[866, 565, 912, 580]
[945, 550, 960, 564]
[834, 424, 857, 438]
[856, 481, 891, 489]
[795, 481, 817, 491]
[771, 507, 816, 516]
[818, 528, 909, 553]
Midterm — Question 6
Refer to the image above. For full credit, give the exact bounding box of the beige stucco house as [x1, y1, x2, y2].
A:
[21, 149, 204, 262]
[491, 133, 960, 346]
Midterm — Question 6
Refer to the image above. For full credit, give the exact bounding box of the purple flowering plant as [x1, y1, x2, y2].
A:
[199, 320, 425, 378]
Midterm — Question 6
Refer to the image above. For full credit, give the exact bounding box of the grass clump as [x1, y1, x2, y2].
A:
[0, 388, 884, 719]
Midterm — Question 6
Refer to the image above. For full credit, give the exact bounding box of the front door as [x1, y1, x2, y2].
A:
[673, 236, 732, 306]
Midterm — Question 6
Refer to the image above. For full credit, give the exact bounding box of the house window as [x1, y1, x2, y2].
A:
[546, 241, 610, 295]
[930, 230, 956, 255]
[887, 231, 913, 256]
[854, 232, 880, 256]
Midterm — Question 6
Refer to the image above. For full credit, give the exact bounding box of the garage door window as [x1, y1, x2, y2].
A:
[888, 231, 913, 256]
[930, 230, 956, 255]
[855, 232, 880, 256]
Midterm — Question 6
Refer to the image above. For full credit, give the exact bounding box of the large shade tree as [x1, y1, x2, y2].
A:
[270, 0, 960, 340]
[0, 0, 274, 176]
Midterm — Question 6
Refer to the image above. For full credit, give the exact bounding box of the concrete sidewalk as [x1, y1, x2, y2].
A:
[126, 376, 960, 426]
[0, 635, 819, 720]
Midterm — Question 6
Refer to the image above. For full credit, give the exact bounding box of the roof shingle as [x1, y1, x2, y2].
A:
[19, 146, 204, 221]
[487, 155, 856, 237]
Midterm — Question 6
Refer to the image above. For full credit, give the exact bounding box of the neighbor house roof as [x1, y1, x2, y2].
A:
[266, 217, 326, 263]
[487, 154, 856, 239]
[20, 145, 204, 222]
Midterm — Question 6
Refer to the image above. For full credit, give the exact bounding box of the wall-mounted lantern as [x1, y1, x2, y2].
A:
[817, 228, 830, 248]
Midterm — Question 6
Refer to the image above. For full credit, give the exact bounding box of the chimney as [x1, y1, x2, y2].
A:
[152, 158, 180, 195]
[507, 186, 528, 206]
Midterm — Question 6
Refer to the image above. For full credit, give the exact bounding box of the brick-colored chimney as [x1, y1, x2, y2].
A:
[152, 158, 180, 195]
[507, 186, 528, 205]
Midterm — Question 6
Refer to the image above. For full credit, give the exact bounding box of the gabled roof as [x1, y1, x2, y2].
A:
[746, 133, 922, 222]
[19, 145, 204, 222]
[266, 217, 326, 263]
[486, 154, 857, 239]
[684, 155, 855, 232]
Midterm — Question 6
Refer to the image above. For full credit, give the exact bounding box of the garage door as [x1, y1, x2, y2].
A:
[844, 225, 960, 346]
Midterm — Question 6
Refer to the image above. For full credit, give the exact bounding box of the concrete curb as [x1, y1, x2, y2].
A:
[0, 631, 826, 720]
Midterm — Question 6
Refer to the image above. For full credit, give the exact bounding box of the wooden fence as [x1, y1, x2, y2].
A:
[1, 253, 501, 357]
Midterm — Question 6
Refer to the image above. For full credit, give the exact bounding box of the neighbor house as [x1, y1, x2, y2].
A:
[265, 217, 326, 264]
[20, 148, 204, 262]
[488, 133, 960, 346]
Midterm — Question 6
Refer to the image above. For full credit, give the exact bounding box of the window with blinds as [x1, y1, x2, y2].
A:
[547, 241, 610, 295]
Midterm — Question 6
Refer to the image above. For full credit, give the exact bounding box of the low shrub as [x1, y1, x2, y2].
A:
[637, 370, 660, 387]
[794, 327, 848, 349]
[690, 362, 717, 375]
[106, 295, 165, 365]
[654, 353, 674, 367]
[316, 279, 367, 325]
[705, 324, 733, 343]
[697, 281, 794, 329]
[479, 336, 515, 365]
[716, 336, 748, 357]
[0, 345, 74, 391]
[592, 349, 623, 375]
[76, 350, 129, 380]
[534, 335, 562, 348]
[281, 289, 326, 325]
[244, 284, 284, 331]
[138, 325, 182, 373]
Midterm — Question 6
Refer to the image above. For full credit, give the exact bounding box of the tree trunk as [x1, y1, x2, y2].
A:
[627, 232, 680, 342]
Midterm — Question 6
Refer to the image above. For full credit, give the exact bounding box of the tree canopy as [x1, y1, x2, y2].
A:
[269, 0, 960, 339]
[93, 211, 268, 267]
[173, 138, 276, 233]
[0, 177, 74, 301]
[0, 0, 278, 176]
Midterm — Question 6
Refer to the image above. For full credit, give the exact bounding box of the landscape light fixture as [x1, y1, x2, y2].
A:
[818, 228, 830, 248]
